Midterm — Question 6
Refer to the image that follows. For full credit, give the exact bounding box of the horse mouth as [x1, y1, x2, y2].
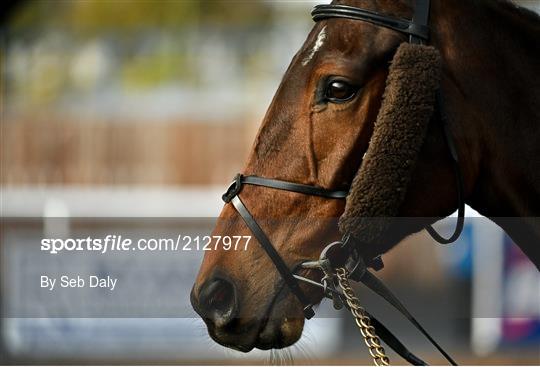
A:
[197, 255, 323, 352]
[253, 266, 325, 350]
[211, 273, 312, 352]
[253, 283, 305, 350]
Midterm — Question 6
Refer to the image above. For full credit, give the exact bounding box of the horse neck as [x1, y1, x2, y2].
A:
[431, 0, 540, 266]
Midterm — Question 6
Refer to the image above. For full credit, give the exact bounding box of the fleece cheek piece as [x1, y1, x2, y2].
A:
[338, 43, 442, 244]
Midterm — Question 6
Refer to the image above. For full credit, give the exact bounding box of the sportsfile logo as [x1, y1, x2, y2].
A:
[40, 235, 252, 254]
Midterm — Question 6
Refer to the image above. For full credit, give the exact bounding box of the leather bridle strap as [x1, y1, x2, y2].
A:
[222, 174, 349, 319]
[230, 195, 315, 319]
[228, 175, 348, 200]
[312, 2, 430, 43]
[369, 315, 427, 365]
[425, 90, 466, 244]
[358, 269, 458, 365]
[409, 0, 431, 44]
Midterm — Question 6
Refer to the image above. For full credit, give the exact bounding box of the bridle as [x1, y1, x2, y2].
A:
[222, 174, 349, 318]
[221, 0, 463, 365]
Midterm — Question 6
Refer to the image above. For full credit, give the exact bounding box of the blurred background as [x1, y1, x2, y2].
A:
[1, 0, 539, 365]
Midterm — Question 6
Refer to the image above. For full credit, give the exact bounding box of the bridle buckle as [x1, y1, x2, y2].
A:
[222, 174, 243, 203]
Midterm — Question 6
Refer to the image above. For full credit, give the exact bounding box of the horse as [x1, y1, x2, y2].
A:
[191, 0, 540, 356]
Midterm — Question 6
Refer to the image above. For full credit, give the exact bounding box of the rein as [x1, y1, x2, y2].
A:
[221, 0, 463, 365]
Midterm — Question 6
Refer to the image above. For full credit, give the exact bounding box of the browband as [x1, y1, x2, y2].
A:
[312, 3, 430, 43]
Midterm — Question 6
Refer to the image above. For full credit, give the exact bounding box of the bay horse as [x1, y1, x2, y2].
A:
[191, 0, 540, 356]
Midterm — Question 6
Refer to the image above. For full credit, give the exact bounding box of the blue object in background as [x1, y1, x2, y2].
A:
[501, 237, 540, 345]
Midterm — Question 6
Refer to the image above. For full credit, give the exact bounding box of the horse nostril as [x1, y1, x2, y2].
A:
[197, 277, 237, 328]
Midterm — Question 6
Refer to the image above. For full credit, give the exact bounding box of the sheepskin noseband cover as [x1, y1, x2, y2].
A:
[338, 43, 441, 244]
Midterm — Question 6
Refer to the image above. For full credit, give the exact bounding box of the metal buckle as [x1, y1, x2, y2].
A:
[222, 174, 243, 203]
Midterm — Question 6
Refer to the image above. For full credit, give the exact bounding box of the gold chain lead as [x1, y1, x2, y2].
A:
[336, 267, 390, 366]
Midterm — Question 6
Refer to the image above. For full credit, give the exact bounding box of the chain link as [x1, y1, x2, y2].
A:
[336, 267, 390, 366]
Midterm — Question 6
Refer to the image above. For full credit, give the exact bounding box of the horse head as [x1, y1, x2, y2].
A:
[190, 0, 510, 352]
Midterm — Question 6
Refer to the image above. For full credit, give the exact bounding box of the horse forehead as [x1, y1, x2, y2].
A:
[299, 25, 356, 67]
[302, 25, 328, 66]
[300, 19, 381, 62]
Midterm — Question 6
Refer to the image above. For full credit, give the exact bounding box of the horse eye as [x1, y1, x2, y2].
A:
[325, 79, 357, 103]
